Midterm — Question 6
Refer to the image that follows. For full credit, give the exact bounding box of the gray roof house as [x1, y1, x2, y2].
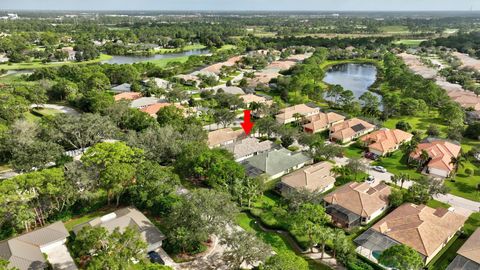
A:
[447, 228, 480, 270]
[215, 86, 245, 95]
[72, 207, 166, 252]
[0, 221, 76, 270]
[129, 97, 161, 109]
[241, 148, 312, 180]
[223, 137, 274, 161]
[111, 83, 132, 93]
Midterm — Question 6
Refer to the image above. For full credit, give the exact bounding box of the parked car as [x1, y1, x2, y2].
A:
[372, 166, 387, 173]
[148, 251, 165, 264]
[364, 152, 379, 160]
[365, 175, 375, 184]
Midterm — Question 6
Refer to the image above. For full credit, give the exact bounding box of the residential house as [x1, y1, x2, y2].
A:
[355, 203, 467, 264]
[60, 46, 76, 61]
[409, 139, 462, 178]
[142, 78, 172, 90]
[280, 161, 336, 195]
[72, 207, 166, 252]
[215, 86, 245, 95]
[323, 182, 391, 228]
[140, 103, 184, 117]
[239, 94, 273, 107]
[303, 112, 346, 134]
[114, 92, 142, 101]
[447, 228, 480, 270]
[200, 55, 242, 75]
[111, 83, 132, 93]
[360, 128, 413, 156]
[276, 104, 320, 124]
[174, 74, 200, 86]
[223, 137, 274, 161]
[129, 97, 161, 109]
[207, 128, 245, 148]
[192, 70, 220, 81]
[329, 118, 376, 144]
[0, 221, 76, 270]
[241, 148, 312, 180]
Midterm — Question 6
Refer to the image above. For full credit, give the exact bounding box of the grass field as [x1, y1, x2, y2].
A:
[0, 54, 112, 70]
[393, 39, 426, 46]
[380, 25, 410, 34]
[382, 112, 448, 136]
[146, 55, 190, 67]
[217, 44, 237, 51]
[155, 44, 207, 54]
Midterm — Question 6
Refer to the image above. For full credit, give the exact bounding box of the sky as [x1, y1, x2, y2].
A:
[0, 0, 478, 11]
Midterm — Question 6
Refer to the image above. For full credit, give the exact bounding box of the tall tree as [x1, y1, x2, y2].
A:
[221, 230, 271, 270]
[378, 244, 424, 270]
[292, 203, 330, 252]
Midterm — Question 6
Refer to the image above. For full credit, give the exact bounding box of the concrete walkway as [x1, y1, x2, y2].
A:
[332, 157, 479, 217]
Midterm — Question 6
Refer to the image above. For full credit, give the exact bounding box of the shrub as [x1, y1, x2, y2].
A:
[396, 121, 411, 131]
[465, 168, 474, 176]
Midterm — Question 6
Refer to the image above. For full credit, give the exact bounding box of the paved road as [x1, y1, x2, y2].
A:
[333, 157, 479, 217]
[30, 104, 79, 115]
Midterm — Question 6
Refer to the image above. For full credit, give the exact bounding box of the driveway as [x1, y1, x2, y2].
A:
[44, 244, 78, 270]
[332, 157, 478, 217]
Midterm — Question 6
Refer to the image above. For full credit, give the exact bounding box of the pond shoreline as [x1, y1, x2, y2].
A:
[322, 60, 382, 102]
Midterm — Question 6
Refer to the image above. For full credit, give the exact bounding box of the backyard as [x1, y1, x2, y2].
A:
[236, 212, 332, 270]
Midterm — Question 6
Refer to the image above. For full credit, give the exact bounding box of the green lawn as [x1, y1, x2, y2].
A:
[393, 39, 426, 46]
[64, 208, 113, 231]
[23, 107, 64, 123]
[380, 25, 410, 34]
[372, 151, 422, 179]
[426, 199, 451, 209]
[31, 107, 63, 117]
[445, 159, 480, 202]
[342, 144, 365, 159]
[146, 56, 190, 67]
[382, 113, 448, 137]
[463, 212, 480, 236]
[217, 44, 237, 51]
[155, 44, 206, 54]
[236, 213, 331, 270]
[0, 54, 112, 70]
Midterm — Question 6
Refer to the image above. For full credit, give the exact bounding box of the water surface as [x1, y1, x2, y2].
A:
[323, 63, 380, 100]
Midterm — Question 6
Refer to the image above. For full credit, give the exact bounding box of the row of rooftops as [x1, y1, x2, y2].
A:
[0, 207, 164, 270]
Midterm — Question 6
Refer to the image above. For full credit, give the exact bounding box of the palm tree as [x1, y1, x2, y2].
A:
[418, 150, 430, 170]
[317, 227, 333, 259]
[450, 155, 465, 178]
[398, 173, 410, 189]
[390, 174, 399, 187]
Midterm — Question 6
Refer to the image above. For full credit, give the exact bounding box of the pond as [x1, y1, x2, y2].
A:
[323, 63, 381, 101]
[101, 48, 210, 65]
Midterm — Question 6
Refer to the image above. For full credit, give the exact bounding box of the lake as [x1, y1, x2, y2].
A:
[323, 63, 380, 100]
[101, 48, 210, 65]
